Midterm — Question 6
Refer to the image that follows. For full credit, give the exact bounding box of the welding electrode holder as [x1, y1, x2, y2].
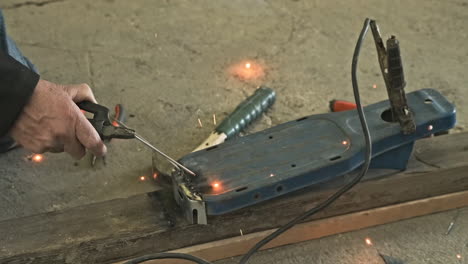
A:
[77, 101, 136, 140]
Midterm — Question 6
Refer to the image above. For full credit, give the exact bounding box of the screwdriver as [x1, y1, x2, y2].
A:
[114, 119, 197, 176]
[193, 86, 276, 152]
[152, 86, 276, 178]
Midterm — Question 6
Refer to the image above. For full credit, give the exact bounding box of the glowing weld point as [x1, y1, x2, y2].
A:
[365, 237, 372, 246]
[342, 140, 349, 146]
[428, 125, 434, 131]
[457, 254, 462, 260]
[270, 173, 275, 177]
[212, 182, 222, 191]
[245, 62, 251, 69]
[32, 154, 44, 163]
[139, 176, 146, 181]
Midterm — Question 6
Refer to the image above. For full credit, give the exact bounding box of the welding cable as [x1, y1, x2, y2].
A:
[123, 18, 373, 264]
[122, 252, 212, 264]
[238, 18, 373, 264]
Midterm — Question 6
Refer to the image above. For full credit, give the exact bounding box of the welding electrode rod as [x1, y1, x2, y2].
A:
[114, 120, 196, 176]
[134, 134, 196, 176]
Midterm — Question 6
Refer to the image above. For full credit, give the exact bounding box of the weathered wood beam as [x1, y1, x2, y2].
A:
[1, 132, 467, 264]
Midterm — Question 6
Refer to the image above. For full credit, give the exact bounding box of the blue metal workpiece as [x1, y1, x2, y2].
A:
[174, 89, 455, 224]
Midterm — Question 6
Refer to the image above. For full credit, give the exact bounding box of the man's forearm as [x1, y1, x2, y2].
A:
[0, 49, 39, 137]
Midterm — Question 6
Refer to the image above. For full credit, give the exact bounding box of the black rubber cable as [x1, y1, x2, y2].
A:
[122, 252, 212, 264]
[122, 18, 373, 264]
[238, 17, 373, 264]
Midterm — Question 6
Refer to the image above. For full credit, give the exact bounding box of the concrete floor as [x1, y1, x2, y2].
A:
[0, 0, 467, 263]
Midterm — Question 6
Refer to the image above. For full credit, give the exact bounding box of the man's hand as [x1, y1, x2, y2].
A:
[10, 79, 107, 159]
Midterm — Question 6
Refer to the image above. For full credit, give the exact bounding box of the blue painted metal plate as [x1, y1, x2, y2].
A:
[179, 89, 456, 215]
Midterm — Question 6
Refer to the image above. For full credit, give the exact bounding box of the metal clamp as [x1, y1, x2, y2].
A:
[172, 171, 207, 224]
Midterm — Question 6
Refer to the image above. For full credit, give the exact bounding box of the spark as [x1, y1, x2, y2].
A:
[270, 173, 275, 177]
[240, 229, 244, 236]
[372, 84, 377, 89]
[457, 254, 462, 260]
[139, 176, 146, 181]
[213, 113, 217, 125]
[230, 60, 265, 80]
[342, 140, 349, 146]
[198, 118, 203, 128]
[212, 181, 222, 191]
[365, 237, 373, 246]
[428, 125, 434, 131]
[32, 154, 44, 163]
[153, 173, 158, 179]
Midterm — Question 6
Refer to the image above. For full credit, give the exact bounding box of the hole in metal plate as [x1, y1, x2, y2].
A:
[192, 209, 198, 225]
[236, 187, 248, 192]
[381, 108, 397, 123]
[330, 156, 341, 161]
[276, 185, 284, 193]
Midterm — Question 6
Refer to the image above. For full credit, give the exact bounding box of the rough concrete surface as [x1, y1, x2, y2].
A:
[0, 0, 467, 263]
[216, 208, 468, 264]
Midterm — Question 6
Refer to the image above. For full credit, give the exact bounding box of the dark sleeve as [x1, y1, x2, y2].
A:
[0, 49, 39, 137]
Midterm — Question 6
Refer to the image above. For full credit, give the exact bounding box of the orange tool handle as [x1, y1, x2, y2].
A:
[329, 100, 357, 112]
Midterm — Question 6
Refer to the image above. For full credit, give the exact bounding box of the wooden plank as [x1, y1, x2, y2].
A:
[135, 190, 468, 264]
[1, 132, 468, 264]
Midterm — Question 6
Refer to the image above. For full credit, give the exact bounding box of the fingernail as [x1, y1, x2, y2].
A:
[102, 144, 108, 155]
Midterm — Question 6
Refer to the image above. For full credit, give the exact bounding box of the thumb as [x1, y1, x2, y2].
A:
[74, 106, 107, 157]
[65, 83, 98, 103]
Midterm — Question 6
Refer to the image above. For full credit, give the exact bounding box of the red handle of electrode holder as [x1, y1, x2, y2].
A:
[329, 100, 357, 112]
